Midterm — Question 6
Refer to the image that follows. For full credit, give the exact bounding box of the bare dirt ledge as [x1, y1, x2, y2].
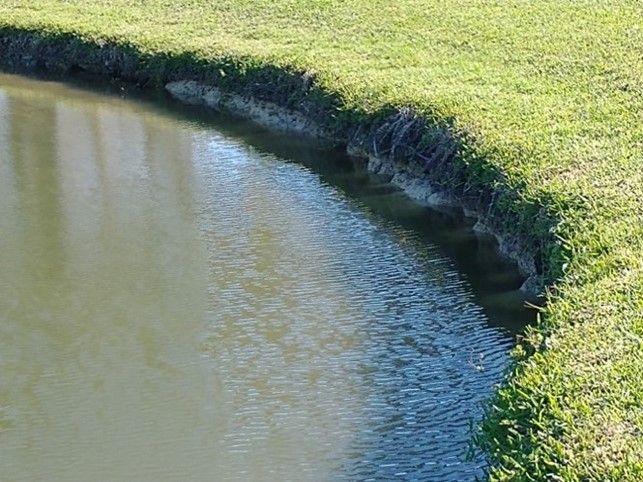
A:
[165, 79, 541, 293]
[0, 28, 546, 295]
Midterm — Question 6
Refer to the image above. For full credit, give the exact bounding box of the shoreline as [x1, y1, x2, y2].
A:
[164, 80, 541, 294]
[5, 22, 612, 481]
[0, 28, 547, 296]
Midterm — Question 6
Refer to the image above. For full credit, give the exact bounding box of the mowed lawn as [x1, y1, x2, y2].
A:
[1, 1, 642, 480]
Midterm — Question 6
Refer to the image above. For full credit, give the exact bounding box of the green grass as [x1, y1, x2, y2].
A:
[1, 1, 642, 479]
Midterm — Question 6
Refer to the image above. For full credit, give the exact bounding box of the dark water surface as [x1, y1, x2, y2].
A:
[0, 73, 532, 481]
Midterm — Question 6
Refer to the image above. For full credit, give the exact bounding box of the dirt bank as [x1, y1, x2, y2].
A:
[0, 29, 544, 294]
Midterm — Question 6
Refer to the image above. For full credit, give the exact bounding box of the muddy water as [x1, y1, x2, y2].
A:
[0, 73, 531, 481]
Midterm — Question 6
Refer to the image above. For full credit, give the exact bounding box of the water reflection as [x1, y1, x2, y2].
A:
[0, 73, 528, 481]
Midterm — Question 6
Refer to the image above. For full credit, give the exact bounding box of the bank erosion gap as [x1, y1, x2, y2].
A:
[1, 1, 642, 480]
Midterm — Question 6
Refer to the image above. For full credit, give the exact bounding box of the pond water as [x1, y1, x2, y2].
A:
[0, 73, 531, 481]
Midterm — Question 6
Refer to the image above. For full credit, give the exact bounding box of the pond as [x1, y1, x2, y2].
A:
[0, 73, 531, 481]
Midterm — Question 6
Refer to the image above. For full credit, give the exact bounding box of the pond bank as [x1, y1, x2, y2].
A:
[0, 29, 547, 296]
[165, 79, 541, 293]
[1, 5, 641, 478]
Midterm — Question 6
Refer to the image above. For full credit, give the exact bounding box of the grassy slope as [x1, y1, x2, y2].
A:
[1, 1, 642, 479]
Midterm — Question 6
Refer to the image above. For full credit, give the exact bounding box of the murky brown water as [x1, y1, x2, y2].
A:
[0, 73, 531, 481]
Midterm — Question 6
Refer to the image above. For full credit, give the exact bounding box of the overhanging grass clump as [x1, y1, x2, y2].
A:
[1, 1, 642, 480]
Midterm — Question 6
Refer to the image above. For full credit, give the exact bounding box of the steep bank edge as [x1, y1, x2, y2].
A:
[0, 28, 560, 296]
[164, 79, 540, 294]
